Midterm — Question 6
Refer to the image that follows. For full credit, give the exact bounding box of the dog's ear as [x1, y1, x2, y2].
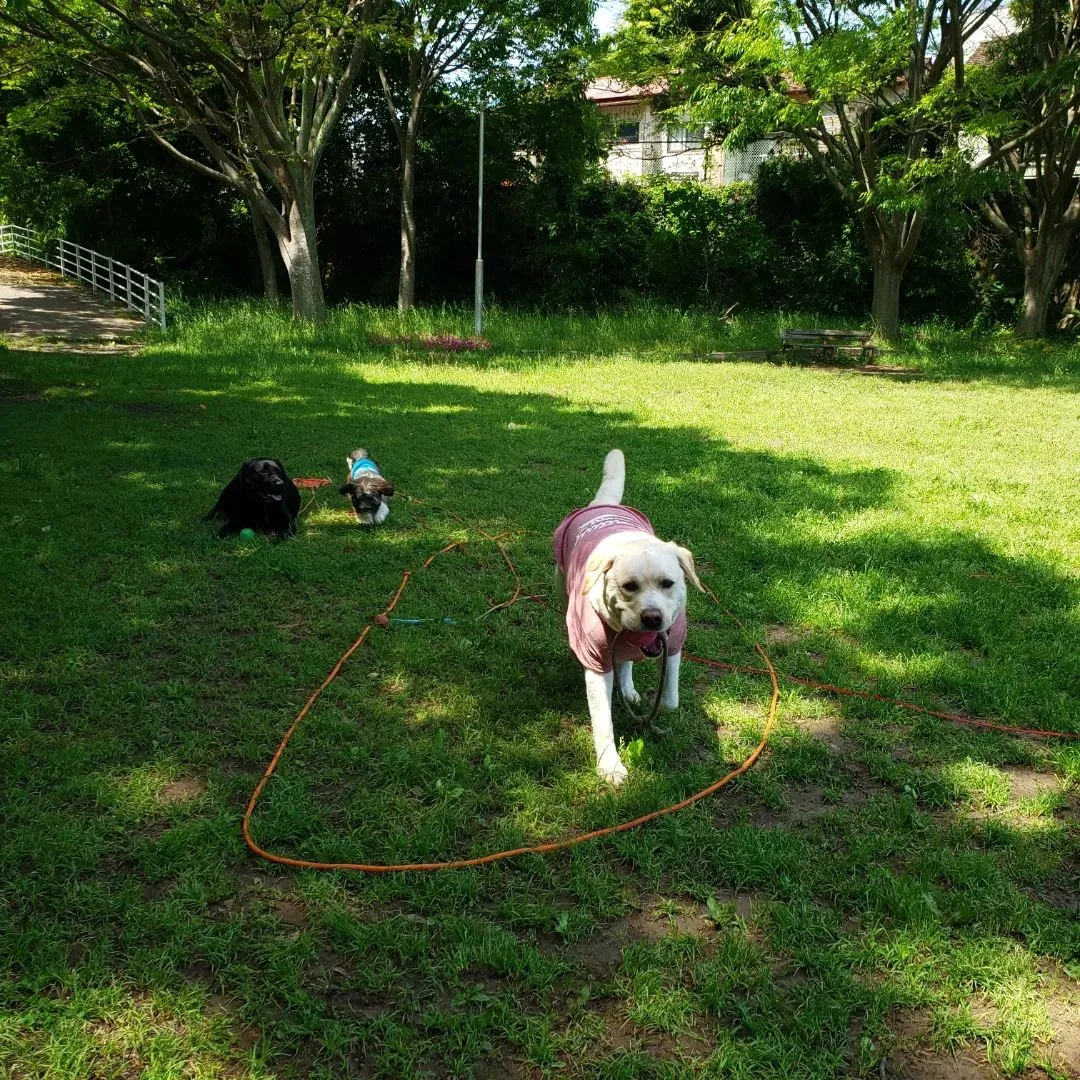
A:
[581, 552, 615, 596]
[673, 544, 705, 592]
[377, 478, 394, 497]
[339, 482, 355, 497]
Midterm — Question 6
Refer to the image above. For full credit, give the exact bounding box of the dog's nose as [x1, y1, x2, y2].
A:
[640, 608, 663, 630]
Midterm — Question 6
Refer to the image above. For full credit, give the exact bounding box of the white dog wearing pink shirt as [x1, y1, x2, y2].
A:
[554, 450, 703, 786]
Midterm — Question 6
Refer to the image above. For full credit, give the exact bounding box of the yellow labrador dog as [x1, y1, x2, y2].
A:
[554, 450, 703, 785]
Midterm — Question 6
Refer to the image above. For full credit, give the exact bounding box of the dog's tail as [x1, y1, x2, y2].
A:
[590, 449, 625, 506]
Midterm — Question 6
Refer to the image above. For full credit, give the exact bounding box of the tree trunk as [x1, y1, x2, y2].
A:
[247, 194, 279, 304]
[398, 130, 418, 312]
[863, 213, 922, 342]
[273, 181, 325, 321]
[1015, 230, 1073, 337]
[871, 257, 903, 342]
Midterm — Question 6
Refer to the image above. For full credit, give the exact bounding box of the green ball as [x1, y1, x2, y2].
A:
[239, 528, 256, 540]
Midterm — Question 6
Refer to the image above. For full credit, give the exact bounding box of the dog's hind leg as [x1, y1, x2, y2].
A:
[554, 566, 568, 613]
[585, 668, 627, 786]
[590, 449, 625, 506]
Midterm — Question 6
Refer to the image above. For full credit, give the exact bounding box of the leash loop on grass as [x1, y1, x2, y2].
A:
[241, 535, 782, 874]
[243, 507, 1079, 876]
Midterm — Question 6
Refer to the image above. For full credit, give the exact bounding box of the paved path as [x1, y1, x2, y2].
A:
[0, 257, 143, 339]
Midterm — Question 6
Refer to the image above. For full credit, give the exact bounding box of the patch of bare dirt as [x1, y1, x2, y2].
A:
[141, 878, 176, 901]
[181, 960, 214, 983]
[568, 892, 762, 977]
[272, 898, 307, 926]
[1001, 765, 1060, 801]
[473, 1049, 538, 1079]
[0, 388, 45, 403]
[324, 990, 389, 1020]
[1041, 971, 1080, 1076]
[589, 998, 716, 1060]
[884, 1050, 1001, 1078]
[0, 256, 64, 284]
[765, 624, 806, 646]
[306, 950, 356, 991]
[798, 714, 852, 754]
[884, 1009, 999, 1079]
[159, 777, 207, 805]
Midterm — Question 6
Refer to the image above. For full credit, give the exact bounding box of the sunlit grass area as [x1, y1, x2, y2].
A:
[2, 304, 1078, 1078]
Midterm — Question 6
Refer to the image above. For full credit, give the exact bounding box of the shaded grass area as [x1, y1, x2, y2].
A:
[1, 305, 1079, 1079]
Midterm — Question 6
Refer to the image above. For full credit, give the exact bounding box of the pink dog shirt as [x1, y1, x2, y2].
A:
[553, 504, 687, 673]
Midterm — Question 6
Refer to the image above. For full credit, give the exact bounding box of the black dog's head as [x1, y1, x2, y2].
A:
[339, 475, 394, 521]
[244, 458, 288, 503]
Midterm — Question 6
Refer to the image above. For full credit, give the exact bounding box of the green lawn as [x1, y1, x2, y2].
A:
[2, 306, 1079, 1079]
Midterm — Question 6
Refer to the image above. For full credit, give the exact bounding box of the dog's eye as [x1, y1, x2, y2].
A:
[621, 580, 639, 593]
[661, 579, 675, 589]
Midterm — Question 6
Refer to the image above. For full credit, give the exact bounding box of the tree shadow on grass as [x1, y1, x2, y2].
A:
[1, 349, 1078, 1079]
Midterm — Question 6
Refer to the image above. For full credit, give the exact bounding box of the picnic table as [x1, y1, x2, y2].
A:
[780, 327, 877, 363]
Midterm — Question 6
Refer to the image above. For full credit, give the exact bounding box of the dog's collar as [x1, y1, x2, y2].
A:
[350, 458, 381, 480]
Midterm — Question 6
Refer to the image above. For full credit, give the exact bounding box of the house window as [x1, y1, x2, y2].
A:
[667, 125, 704, 152]
[616, 120, 640, 144]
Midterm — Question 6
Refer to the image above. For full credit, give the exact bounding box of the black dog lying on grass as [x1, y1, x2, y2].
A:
[203, 458, 301, 540]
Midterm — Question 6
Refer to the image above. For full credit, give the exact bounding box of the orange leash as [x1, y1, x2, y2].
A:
[242, 541, 781, 873]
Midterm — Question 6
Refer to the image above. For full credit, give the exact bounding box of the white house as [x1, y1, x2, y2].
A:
[586, 78, 787, 184]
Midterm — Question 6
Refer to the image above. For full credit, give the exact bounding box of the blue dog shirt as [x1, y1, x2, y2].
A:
[350, 457, 380, 480]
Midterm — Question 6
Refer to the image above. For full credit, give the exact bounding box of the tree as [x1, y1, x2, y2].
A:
[374, 0, 593, 310]
[0, 0, 382, 319]
[609, 0, 1005, 340]
[966, 2, 1080, 336]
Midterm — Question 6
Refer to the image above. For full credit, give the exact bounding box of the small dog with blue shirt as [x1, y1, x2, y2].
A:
[340, 448, 394, 525]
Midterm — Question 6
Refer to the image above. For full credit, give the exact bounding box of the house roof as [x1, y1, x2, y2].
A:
[586, 77, 666, 105]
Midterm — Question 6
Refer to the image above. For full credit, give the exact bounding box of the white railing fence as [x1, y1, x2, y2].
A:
[0, 222, 165, 329]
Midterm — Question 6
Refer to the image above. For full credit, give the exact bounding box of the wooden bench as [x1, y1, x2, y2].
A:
[780, 328, 877, 363]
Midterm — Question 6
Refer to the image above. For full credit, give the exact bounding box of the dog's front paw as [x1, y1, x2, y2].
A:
[596, 745, 628, 787]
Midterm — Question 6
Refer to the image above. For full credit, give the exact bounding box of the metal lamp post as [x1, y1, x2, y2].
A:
[474, 105, 484, 336]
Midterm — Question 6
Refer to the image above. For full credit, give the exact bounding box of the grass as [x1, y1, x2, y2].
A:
[2, 301, 1079, 1079]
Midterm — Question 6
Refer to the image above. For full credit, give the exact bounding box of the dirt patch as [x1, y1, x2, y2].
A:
[461, 966, 511, 998]
[181, 960, 214, 983]
[473, 1049, 538, 1079]
[590, 998, 715, 1060]
[884, 1009, 998, 1079]
[1002, 765, 1060, 801]
[0, 388, 45, 403]
[1041, 972, 1080, 1075]
[325, 990, 388, 1020]
[273, 899, 307, 926]
[786, 785, 839, 823]
[0, 256, 63, 284]
[765, 624, 806, 646]
[798, 714, 851, 754]
[884, 1049, 1000, 1078]
[306, 951, 356, 991]
[159, 777, 207, 805]
[141, 878, 176, 901]
[570, 895, 745, 977]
